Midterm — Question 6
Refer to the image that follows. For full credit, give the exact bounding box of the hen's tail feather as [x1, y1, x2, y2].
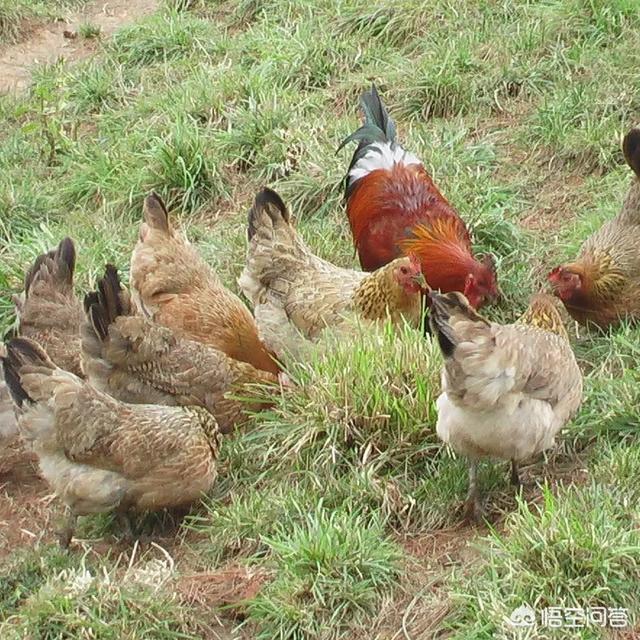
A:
[55, 237, 76, 283]
[84, 265, 131, 344]
[247, 187, 290, 240]
[1, 338, 55, 407]
[143, 192, 171, 234]
[24, 237, 76, 296]
[623, 128, 640, 179]
[428, 293, 458, 358]
[2, 354, 32, 408]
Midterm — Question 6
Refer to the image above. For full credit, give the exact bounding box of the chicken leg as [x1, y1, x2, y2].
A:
[462, 461, 483, 523]
[510, 460, 521, 487]
[57, 509, 78, 549]
[116, 510, 135, 543]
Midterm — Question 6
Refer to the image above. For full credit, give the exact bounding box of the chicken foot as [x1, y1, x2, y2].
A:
[57, 509, 137, 548]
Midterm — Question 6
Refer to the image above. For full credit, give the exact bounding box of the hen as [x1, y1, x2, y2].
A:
[14, 237, 83, 376]
[338, 84, 499, 309]
[2, 337, 221, 547]
[130, 193, 280, 375]
[0, 378, 17, 443]
[430, 291, 582, 521]
[238, 187, 426, 356]
[549, 128, 640, 328]
[82, 265, 279, 434]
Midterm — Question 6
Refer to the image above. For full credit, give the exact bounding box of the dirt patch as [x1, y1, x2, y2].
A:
[356, 526, 479, 640]
[176, 565, 270, 614]
[0, 0, 159, 95]
[0, 441, 52, 557]
[520, 173, 587, 233]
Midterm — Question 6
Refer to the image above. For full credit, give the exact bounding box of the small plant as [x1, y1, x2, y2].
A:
[147, 116, 222, 214]
[78, 22, 101, 39]
[109, 10, 215, 66]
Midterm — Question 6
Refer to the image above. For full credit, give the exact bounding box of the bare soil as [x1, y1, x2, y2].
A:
[0, 0, 159, 95]
[0, 441, 52, 556]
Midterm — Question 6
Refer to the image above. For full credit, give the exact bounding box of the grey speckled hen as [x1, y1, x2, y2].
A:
[430, 292, 583, 522]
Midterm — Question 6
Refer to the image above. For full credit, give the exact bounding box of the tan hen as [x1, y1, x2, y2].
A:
[238, 187, 426, 357]
[130, 193, 280, 374]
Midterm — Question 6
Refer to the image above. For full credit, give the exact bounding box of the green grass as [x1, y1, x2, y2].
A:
[448, 476, 640, 637]
[0, 0, 89, 44]
[78, 22, 101, 39]
[246, 507, 402, 639]
[0, 548, 207, 638]
[1, 0, 640, 637]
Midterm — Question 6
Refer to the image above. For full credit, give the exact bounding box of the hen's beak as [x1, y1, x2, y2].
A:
[412, 272, 429, 291]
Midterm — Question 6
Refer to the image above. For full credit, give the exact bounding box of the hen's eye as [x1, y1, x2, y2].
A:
[400, 267, 408, 274]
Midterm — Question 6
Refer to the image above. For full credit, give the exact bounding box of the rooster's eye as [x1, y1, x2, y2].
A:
[400, 267, 408, 274]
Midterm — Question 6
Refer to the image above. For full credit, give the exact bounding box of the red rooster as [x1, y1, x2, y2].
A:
[338, 85, 499, 309]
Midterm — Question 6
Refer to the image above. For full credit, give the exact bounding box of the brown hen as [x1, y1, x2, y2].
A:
[2, 336, 221, 547]
[14, 237, 83, 376]
[130, 193, 280, 374]
[549, 128, 640, 328]
[82, 265, 278, 434]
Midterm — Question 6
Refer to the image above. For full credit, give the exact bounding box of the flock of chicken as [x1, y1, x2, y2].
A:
[2, 85, 639, 545]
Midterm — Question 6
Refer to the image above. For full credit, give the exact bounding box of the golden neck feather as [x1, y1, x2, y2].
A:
[569, 251, 626, 302]
[518, 293, 568, 339]
[353, 264, 419, 320]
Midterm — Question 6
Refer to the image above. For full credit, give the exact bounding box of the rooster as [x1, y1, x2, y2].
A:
[338, 84, 499, 309]
[549, 128, 640, 328]
[430, 291, 582, 521]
